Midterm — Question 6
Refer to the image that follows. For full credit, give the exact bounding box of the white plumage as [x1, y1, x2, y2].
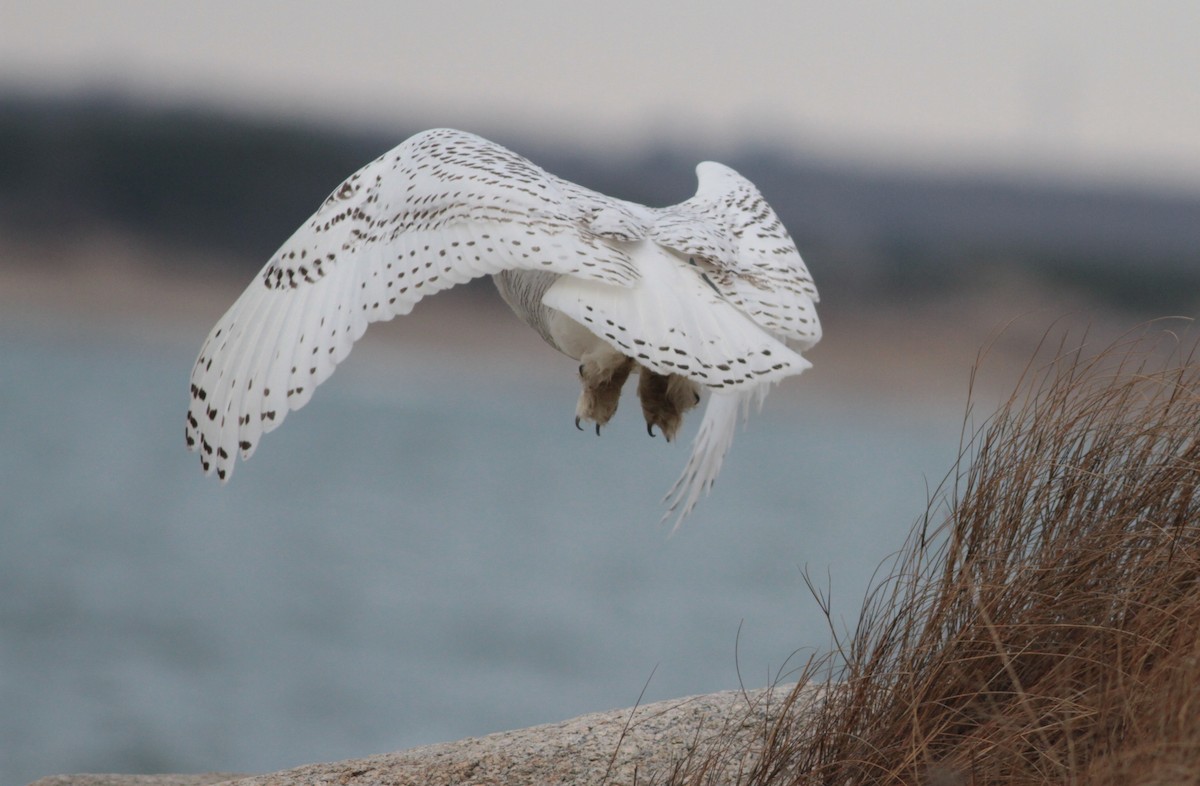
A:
[185, 129, 820, 525]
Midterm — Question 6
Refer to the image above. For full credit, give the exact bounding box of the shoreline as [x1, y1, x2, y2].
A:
[0, 234, 1152, 411]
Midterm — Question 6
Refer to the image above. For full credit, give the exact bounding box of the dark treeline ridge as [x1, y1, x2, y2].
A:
[2, 92, 1198, 312]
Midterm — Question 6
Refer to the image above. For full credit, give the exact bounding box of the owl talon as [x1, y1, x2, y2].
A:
[574, 355, 633, 437]
[637, 370, 701, 443]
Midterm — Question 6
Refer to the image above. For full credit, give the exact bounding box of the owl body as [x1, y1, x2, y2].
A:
[492, 269, 591, 359]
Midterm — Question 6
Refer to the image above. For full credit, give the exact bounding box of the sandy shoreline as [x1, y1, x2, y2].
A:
[0, 233, 1150, 411]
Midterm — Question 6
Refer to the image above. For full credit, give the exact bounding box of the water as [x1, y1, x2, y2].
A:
[1, 315, 960, 784]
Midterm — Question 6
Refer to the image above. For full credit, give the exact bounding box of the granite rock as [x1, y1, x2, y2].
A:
[27, 777, 248, 786]
[29, 683, 823, 786]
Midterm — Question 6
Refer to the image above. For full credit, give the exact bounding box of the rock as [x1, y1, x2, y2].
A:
[27, 777, 247, 786]
[29, 683, 824, 786]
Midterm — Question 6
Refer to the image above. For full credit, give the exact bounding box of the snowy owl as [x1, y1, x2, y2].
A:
[185, 129, 820, 524]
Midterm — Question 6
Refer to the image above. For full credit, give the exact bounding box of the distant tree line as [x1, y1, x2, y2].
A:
[0, 93, 392, 261]
[1, 93, 1198, 312]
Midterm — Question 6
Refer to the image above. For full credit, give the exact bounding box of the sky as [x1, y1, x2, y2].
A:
[3, 1, 1199, 190]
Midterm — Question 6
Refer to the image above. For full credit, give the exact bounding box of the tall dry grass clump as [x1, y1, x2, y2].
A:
[681, 327, 1200, 785]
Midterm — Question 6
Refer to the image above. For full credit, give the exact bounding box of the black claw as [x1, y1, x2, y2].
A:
[647, 423, 657, 438]
[594, 423, 601, 436]
[693, 392, 701, 404]
[575, 416, 583, 431]
[578, 364, 585, 377]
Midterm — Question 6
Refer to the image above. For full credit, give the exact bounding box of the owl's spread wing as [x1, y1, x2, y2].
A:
[652, 162, 821, 350]
[187, 129, 644, 480]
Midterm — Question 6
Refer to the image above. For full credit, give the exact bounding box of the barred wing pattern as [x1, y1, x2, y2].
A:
[186, 128, 820, 524]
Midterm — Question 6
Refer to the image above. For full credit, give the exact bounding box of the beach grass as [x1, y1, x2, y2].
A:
[669, 322, 1200, 784]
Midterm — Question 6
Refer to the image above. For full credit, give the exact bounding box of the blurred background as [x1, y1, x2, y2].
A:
[2, 2, 1198, 783]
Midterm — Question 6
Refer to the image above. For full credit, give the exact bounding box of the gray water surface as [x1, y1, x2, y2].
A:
[1, 320, 959, 783]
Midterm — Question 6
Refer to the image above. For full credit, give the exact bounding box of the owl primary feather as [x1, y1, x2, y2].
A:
[185, 129, 821, 524]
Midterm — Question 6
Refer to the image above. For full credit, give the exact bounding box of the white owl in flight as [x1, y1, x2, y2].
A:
[186, 129, 820, 524]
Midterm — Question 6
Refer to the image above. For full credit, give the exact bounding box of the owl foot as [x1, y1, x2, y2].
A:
[638, 370, 701, 442]
[574, 355, 634, 434]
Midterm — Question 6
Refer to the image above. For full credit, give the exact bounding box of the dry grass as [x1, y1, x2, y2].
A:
[674, 323, 1200, 785]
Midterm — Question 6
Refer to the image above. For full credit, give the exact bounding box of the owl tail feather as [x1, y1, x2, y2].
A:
[662, 383, 771, 530]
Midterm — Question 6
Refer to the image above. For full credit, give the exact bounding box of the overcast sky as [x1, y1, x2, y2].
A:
[3, 1, 1198, 189]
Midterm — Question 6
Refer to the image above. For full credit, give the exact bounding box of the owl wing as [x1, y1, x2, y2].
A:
[652, 162, 821, 350]
[186, 128, 643, 480]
